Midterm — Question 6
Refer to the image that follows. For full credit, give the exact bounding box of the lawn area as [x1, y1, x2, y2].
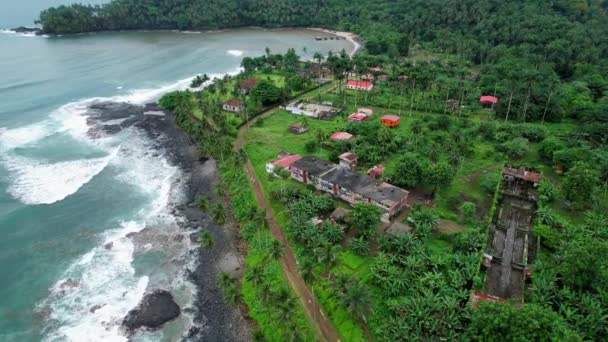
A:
[245, 109, 344, 158]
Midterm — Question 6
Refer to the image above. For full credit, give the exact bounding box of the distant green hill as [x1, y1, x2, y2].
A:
[37, 0, 607, 77]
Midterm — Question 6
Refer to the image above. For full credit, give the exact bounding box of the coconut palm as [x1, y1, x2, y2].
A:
[314, 242, 341, 278]
[222, 283, 242, 305]
[217, 271, 235, 289]
[339, 282, 373, 327]
[210, 202, 226, 225]
[245, 264, 265, 286]
[199, 230, 215, 250]
[266, 239, 284, 262]
[299, 257, 316, 285]
[259, 282, 274, 304]
[252, 329, 266, 342]
[195, 196, 208, 212]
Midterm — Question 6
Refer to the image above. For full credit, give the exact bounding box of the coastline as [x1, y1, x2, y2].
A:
[12, 25, 362, 56]
[307, 27, 362, 57]
[83, 101, 250, 341]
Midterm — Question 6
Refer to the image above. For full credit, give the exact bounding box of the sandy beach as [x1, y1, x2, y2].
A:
[308, 27, 362, 57]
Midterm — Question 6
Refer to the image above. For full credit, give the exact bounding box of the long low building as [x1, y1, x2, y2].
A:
[287, 155, 409, 222]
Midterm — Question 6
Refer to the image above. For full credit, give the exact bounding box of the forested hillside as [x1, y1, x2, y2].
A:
[38, 0, 608, 76]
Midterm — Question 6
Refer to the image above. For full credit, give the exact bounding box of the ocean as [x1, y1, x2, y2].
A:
[0, 27, 353, 342]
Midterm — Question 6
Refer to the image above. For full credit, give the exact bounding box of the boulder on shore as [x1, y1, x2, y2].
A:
[11, 26, 42, 34]
[122, 290, 180, 333]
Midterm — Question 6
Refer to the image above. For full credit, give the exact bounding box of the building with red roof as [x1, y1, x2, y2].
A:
[480, 95, 499, 108]
[357, 108, 373, 116]
[338, 152, 358, 169]
[381, 115, 400, 127]
[240, 78, 258, 94]
[266, 153, 302, 175]
[223, 98, 243, 112]
[503, 166, 541, 185]
[346, 80, 373, 91]
[330, 131, 354, 140]
[348, 113, 367, 122]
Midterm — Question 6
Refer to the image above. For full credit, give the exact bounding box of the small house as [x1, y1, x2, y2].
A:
[330, 132, 353, 141]
[369, 67, 382, 72]
[288, 122, 308, 134]
[348, 113, 367, 122]
[223, 98, 243, 112]
[240, 78, 258, 94]
[381, 115, 400, 127]
[358, 108, 373, 116]
[346, 80, 373, 91]
[286, 100, 339, 119]
[503, 166, 541, 186]
[266, 153, 302, 175]
[338, 152, 358, 169]
[480, 95, 498, 108]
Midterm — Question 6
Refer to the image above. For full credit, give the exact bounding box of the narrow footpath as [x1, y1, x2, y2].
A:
[236, 108, 340, 342]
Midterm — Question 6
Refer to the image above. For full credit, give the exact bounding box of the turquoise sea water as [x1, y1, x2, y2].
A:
[0, 28, 352, 342]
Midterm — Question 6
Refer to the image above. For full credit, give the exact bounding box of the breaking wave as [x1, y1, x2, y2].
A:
[3, 150, 117, 205]
[227, 49, 244, 57]
[0, 29, 47, 38]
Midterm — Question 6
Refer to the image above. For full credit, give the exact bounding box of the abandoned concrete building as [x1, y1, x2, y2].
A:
[287, 156, 409, 222]
[482, 166, 541, 299]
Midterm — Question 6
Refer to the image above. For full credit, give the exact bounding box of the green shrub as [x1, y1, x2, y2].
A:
[460, 201, 476, 220]
[479, 171, 500, 194]
[496, 137, 529, 159]
[533, 224, 561, 251]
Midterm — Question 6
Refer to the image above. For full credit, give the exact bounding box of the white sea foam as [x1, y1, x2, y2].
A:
[0, 29, 47, 38]
[24, 72, 223, 340]
[42, 220, 149, 342]
[227, 49, 244, 57]
[0, 74, 216, 206]
[3, 149, 118, 205]
[0, 121, 53, 151]
[38, 129, 189, 341]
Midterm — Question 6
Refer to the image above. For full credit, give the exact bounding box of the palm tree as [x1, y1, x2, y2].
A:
[210, 202, 226, 225]
[252, 329, 266, 342]
[315, 242, 341, 278]
[199, 230, 215, 250]
[267, 239, 284, 262]
[223, 283, 242, 305]
[339, 282, 373, 339]
[259, 282, 274, 304]
[217, 271, 235, 289]
[245, 264, 265, 285]
[299, 257, 316, 285]
[195, 196, 208, 212]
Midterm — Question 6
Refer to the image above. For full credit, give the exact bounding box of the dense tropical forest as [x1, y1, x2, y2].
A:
[38, 0, 608, 340]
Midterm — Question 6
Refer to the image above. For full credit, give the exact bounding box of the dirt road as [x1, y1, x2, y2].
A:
[236, 108, 340, 342]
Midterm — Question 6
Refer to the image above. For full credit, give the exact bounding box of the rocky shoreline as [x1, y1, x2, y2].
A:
[86, 101, 250, 341]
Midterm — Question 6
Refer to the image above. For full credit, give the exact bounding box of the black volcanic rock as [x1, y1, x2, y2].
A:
[122, 290, 180, 333]
[11, 26, 41, 34]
